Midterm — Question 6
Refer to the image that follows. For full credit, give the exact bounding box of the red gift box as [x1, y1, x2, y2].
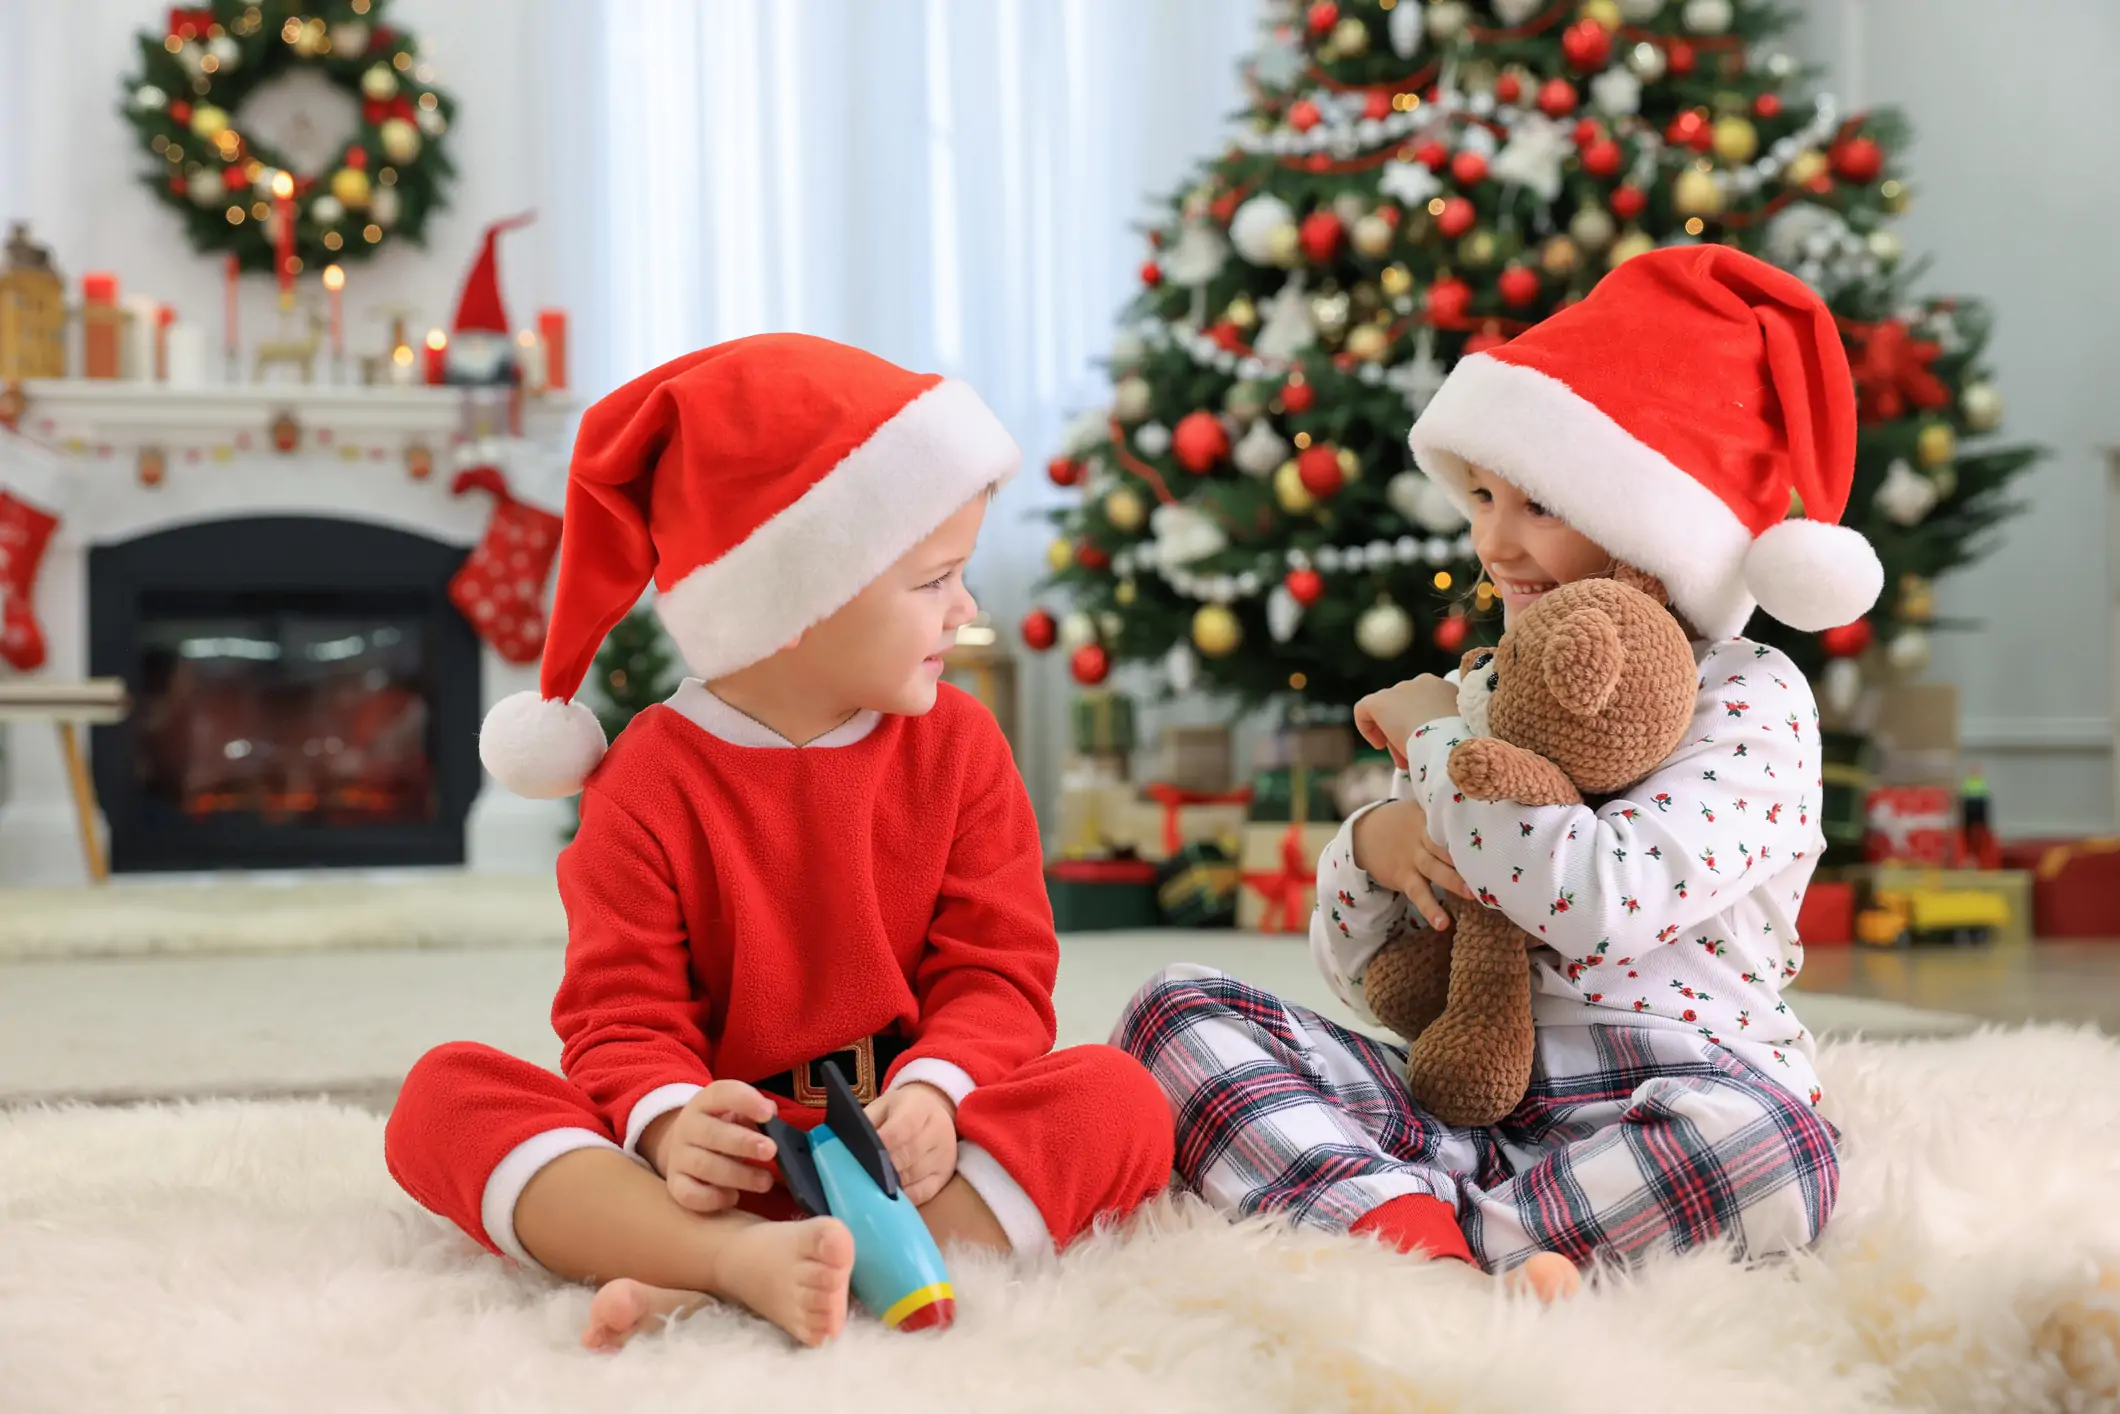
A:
[1999, 838, 2120, 939]
[1796, 881, 1856, 946]
[1863, 785, 1956, 865]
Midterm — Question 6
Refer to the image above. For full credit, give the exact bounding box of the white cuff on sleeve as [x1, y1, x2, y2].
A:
[481, 1127, 635, 1269]
[887, 1057, 978, 1108]
[953, 1140, 1056, 1259]
[622, 1082, 705, 1158]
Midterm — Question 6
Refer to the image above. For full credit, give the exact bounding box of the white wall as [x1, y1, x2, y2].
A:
[1789, 0, 2120, 835]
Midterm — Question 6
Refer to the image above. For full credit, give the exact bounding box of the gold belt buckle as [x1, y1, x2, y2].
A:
[793, 1034, 878, 1108]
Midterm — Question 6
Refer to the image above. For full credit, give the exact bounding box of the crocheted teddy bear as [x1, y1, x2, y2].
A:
[1361, 569, 1700, 1126]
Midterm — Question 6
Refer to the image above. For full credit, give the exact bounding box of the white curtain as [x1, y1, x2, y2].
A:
[568, 0, 1262, 820]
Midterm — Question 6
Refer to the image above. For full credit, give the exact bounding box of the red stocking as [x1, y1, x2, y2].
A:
[0, 487, 58, 672]
[447, 467, 561, 665]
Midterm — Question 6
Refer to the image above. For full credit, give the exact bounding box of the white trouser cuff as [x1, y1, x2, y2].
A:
[954, 1140, 1055, 1260]
[480, 1127, 631, 1269]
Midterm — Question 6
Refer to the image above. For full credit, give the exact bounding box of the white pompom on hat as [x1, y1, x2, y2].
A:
[1408, 244, 1882, 640]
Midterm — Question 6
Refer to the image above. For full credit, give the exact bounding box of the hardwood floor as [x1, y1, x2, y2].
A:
[1796, 940, 2120, 1033]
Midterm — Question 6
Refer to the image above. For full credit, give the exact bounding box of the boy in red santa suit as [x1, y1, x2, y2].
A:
[384, 335, 1173, 1349]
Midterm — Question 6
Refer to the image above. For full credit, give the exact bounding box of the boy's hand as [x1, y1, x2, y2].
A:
[1354, 675, 1462, 767]
[1351, 796, 1469, 927]
[865, 1081, 959, 1208]
[644, 1079, 779, 1214]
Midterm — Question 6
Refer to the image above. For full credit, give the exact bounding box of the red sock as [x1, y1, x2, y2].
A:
[1350, 1193, 1473, 1264]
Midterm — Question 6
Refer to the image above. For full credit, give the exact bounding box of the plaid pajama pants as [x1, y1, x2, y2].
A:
[1111, 964, 1839, 1274]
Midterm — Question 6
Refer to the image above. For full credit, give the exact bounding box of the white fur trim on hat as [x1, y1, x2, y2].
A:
[1408, 353, 1761, 639]
[655, 378, 1020, 682]
[1743, 518, 1883, 632]
[479, 691, 607, 799]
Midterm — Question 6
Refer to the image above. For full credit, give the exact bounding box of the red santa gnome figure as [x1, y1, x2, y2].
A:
[446, 213, 535, 387]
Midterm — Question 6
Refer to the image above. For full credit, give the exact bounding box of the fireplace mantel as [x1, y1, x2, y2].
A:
[13, 378, 576, 450]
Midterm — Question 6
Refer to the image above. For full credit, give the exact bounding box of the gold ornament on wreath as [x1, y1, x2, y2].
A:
[123, 0, 457, 273]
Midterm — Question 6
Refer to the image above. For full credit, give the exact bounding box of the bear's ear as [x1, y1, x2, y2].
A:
[1612, 564, 1670, 606]
[1541, 605, 1626, 717]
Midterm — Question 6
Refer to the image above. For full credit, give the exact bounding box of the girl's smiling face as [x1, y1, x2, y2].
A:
[1463, 462, 1613, 623]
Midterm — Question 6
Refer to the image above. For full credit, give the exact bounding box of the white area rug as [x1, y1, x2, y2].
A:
[5, 1028, 2116, 1413]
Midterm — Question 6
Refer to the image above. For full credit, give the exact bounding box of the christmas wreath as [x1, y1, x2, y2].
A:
[121, 0, 456, 273]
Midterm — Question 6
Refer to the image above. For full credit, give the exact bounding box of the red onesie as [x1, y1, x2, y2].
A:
[385, 681, 1172, 1266]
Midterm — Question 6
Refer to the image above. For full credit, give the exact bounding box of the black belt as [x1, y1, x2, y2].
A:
[755, 1032, 909, 1108]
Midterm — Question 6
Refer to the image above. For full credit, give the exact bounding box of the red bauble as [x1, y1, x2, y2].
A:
[1208, 321, 1245, 352]
[1497, 265, 1541, 308]
[1047, 456, 1084, 487]
[1463, 323, 1510, 355]
[1306, 0, 1339, 35]
[222, 165, 249, 190]
[1070, 642, 1111, 686]
[1280, 377, 1315, 413]
[1173, 410, 1231, 473]
[1754, 92, 1784, 120]
[1610, 184, 1647, 219]
[1140, 261, 1163, 287]
[169, 100, 193, 124]
[1831, 135, 1884, 184]
[1572, 118, 1604, 149]
[1210, 189, 1241, 223]
[1666, 109, 1709, 149]
[1820, 619, 1873, 659]
[344, 145, 368, 170]
[1561, 18, 1613, 73]
[1289, 98, 1323, 132]
[1305, 152, 1334, 173]
[1494, 73, 1523, 105]
[1296, 445, 1345, 499]
[1298, 209, 1344, 262]
[1426, 276, 1473, 325]
[1536, 77, 1578, 118]
[1285, 568, 1325, 607]
[1450, 150, 1488, 187]
[1435, 196, 1477, 239]
[1582, 138, 1623, 179]
[1021, 608, 1057, 652]
[1434, 614, 1470, 653]
[1414, 139, 1449, 171]
[1666, 39, 1697, 76]
[167, 174, 187, 196]
[1364, 90, 1393, 120]
[1074, 542, 1112, 572]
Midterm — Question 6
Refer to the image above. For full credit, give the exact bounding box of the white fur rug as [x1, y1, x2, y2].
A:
[5, 1029, 2118, 1414]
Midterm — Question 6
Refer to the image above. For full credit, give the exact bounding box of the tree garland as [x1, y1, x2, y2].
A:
[121, 0, 456, 274]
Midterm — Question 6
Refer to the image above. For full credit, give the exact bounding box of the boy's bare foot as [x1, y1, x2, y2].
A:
[713, 1216, 857, 1347]
[1505, 1252, 1582, 1302]
[582, 1279, 709, 1352]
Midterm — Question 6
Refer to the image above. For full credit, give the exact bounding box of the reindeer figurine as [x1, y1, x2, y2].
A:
[252, 306, 326, 384]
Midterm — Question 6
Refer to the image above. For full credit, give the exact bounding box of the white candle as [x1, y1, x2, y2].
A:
[514, 330, 547, 392]
[164, 323, 208, 388]
[123, 295, 161, 380]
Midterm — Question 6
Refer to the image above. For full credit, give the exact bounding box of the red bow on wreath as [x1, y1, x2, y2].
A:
[1843, 317, 1950, 425]
[1240, 823, 1313, 934]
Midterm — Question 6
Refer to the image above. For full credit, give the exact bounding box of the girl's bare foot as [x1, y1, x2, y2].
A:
[713, 1216, 856, 1347]
[1506, 1252, 1582, 1302]
[582, 1279, 709, 1352]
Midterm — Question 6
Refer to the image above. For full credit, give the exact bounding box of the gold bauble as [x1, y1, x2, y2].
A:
[1673, 166, 1725, 217]
[379, 117, 422, 164]
[1308, 289, 1351, 342]
[329, 166, 373, 208]
[360, 64, 399, 100]
[1104, 486, 1146, 533]
[1379, 263, 1413, 298]
[1274, 459, 1315, 514]
[1457, 230, 1499, 269]
[1352, 213, 1395, 258]
[1115, 578, 1138, 606]
[1539, 234, 1581, 277]
[1961, 380, 2004, 432]
[1930, 462, 1958, 499]
[1345, 324, 1390, 362]
[1192, 604, 1244, 659]
[1330, 16, 1370, 56]
[1225, 294, 1258, 329]
[1880, 178, 1910, 214]
[1264, 224, 1301, 267]
[190, 104, 230, 140]
[1785, 149, 1828, 187]
[1579, 0, 1623, 29]
[1608, 229, 1656, 266]
[1711, 116, 1758, 163]
[1046, 538, 1074, 572]
[1898, 573, 1936, 622]
[1916, 422, 1957, 468]
[1337, 446, 1362, 481]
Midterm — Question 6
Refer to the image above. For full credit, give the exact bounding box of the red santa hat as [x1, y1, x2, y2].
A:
[478, 333, 1021, 798]
[1408, 244, 1881, 641]
[452, 213, 535, 338]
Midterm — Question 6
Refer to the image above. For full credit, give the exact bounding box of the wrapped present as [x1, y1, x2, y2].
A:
[1795, 880, 1856, 946]
[2000, 838, 2120, 939]
[1246, 763, 1342, 824]
[1138, 781, 1252, 862]
[1863, 784, 1956, 865]
[1236, 821, 1337, 933]
[1071, 689, 1137, 756]
[1156, 840, 1240, 929]
[1047, 857, 1161, 932]
[1053, 781, 1144, 859]
[1155, 724, 1235, 794]
[1254, 723, 1357, 773]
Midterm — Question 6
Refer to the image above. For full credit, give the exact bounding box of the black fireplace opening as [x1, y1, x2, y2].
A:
[90, 516, 482, 872]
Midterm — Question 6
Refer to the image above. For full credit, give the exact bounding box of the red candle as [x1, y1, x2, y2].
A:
[223, 253, 239, 361]
[321, 264, 345, 358]
[537, 308, 568, 391]
[83, 272, 119, 304]
[424, 328, 448, 385]
[82, 273, 122, 379]
[270, 170, 296, 303]
[156, 304, 175, 380]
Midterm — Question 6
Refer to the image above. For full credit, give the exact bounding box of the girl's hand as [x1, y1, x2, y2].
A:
[1350, 795, 1469, 928]
[1354, 676, 1463, 767]
[864, 1082, 959, 1207]
[644, 1079, 779, 1214]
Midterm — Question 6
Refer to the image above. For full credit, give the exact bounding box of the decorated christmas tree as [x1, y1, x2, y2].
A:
[1028, 0, 2036, 720]
[588, 607, 681, 746]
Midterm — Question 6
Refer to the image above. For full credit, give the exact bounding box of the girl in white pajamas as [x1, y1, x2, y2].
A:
[1115, 246, 1884, 1286]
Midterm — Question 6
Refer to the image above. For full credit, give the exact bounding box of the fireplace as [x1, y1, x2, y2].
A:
[88, 515, 482, 872]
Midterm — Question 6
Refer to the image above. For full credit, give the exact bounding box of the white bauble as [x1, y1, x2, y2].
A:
[368, 185, 402, 228]
[330, 22, 370, 57]
[1165, 641, 1199, 694]
[1355, 600, 1415, 659]
[1058, 610, 1098, 652]
[1886, 628, 1931, 673]
[1232, 420, 1290, 478]
[1874, 459, 1939, 526]
[1110, 328, 1147, 369]
[1229, 195, 1299, 268]
[309, 194, 345, 226]
[1961, 381, 2004, 432]
[1570, 204, 1617, 250]
[1426, 1, 1470, 42]
[1266, 585, 1305, 644]
[187, 168, 225, 206]
[1113, 375, 1153, 423]
[1134, 421, 1172, 457]
[1822, 658, 1864, 716]
[1387, 0, 1424, 57]
[1591, 67, 1643, 117]
[134, 84, 167, 111]
[207, 34, 241, 69]
[1152, 503, 1228, 566]
[1627, 41, 1668, 80]
[1491, 0, 1544, 21]
[1682, 0, 1733, 33]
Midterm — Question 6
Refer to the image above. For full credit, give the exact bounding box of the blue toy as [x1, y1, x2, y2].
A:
[765, 1061, 956, 1332]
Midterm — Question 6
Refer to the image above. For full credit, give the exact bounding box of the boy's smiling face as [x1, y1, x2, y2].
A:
[784, 493, 988, 718]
